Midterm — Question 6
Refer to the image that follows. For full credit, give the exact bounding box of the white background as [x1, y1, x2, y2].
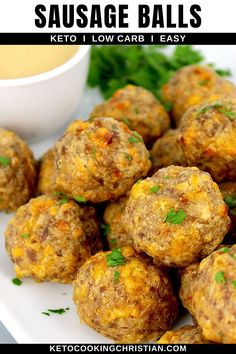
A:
[0, 0, 235, 33]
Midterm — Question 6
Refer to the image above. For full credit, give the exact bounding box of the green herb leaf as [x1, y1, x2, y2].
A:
[164, 208, 186, 225]
[42, 312, 50, 316]
[53, 192, 69, 205]
[74, 196, 87, 203]
[114, 271, 120, 282]
[219, 247, 230, 253]
[47, 308, 69, 315]
[198, 103, 221, 115]
[163, 176, 171, 180]
[135, 179, 142, 185]
[21, 233, 30, 239]
[128, 132, 143, 144]
[224, 195, 236, 209]
[163, 101, 173, 112]
[122, 118, 131, 127]
[101, 223, 111, 236]
[107, 248, 126, 267]
[230, 209, 236, 216]
[232, 281, 236, 288]
[124, 153, 132, 161]
[150, 185, 160, 193]
[218, 108, 236, 121]
[12, 277, 22, 286]
[198, 103, 236, 121]
[198, 79, 210, 86]
[233, 254, 236, 260]
[92, 147, 97, 159]
[134, 107, 140, 114]
[215, 271, 226, 284]
[215, 68, 231, 77]
[110, 238, 117, 245]
[0, 156, 10, 167]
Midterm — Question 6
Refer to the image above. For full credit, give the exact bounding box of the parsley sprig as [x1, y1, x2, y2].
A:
[87, 45, 230, 101]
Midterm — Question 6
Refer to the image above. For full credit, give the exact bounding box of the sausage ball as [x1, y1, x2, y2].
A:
[158, 325, 211, 344]
[179, 96, 236, 182]
[5, 195, 101, 283]
[73, 246, 178, 343]
[124, 166, 230, 267]
[150, 129, 186, 174]
[0, 128, 36, 211]
[90, 85, 170, 146]
[220, 181, 236, 239]
[103, 194, 132, 249]
[54, 118, 151, 203]
[178, 262, 199, 316]
[192, 245, 236, 343]
[37, 149, 58, 195]
[162, 65, 236, 125]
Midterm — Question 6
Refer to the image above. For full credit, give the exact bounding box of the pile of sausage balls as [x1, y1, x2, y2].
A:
[1, 64, 236, 344]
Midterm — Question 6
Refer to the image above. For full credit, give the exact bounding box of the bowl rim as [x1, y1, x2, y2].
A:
[0, 45, 90, 87]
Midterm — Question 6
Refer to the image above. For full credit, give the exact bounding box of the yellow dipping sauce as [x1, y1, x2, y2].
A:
[0, 45, 79, 79]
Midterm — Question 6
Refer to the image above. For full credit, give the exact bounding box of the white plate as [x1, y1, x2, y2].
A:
[1, 45, 236, 343]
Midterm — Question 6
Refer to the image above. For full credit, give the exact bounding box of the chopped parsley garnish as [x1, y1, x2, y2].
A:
[135, 179, 142, 185]
[215, 271, 226, 284]
[128, 132, 143, 143]
[164, 208, 186, 225]
[114, 271, 120, 282]
[42, 312, 50, 316]
[150, 185, 160, 193]
[163, 176, 171, 180]
[198, 103, 236, 121]
[92, 147, 97, 158]
[107, 248, 126, 267]
[53, 192, 69, 205]
[101, 223, 111, 236]
[198, 103, 221, 115]
[134, 107, 140, 114]
[198, 79, 210, 86]
[0, 156, 10, 167]
[224, 195, 236, 209]
[124, 153, 132, 161]
[21, 233, 30, 239]
[12, 277, 22, 286]
[231, 281, 236, 289]
[111, 124, 118, 130]
[219, 247, 230, 253]
[233, 254, 236, 260]
[47, 308, 69, 315]
[122, 118, 131, 127]
[74, 196, 87, 203]
[110, 238, 117, 245]
[219, 108, 236, 121]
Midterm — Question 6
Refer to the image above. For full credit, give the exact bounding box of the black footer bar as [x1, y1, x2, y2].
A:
[0, 343, 235, 353]
[0, 32, 236, 45]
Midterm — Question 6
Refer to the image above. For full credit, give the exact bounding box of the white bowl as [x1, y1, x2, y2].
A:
[0, 45, 90, 143]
